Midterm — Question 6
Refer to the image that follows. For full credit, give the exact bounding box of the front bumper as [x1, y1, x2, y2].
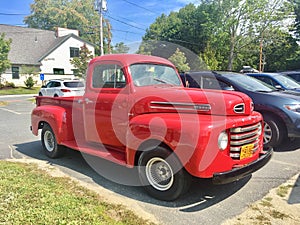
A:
[212, 148, 273, 185]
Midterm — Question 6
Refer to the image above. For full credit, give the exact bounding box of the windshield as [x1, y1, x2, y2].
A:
[221, 72, 276, 92]
[129, 63, 182, 87]
[274, 74, 300, 89]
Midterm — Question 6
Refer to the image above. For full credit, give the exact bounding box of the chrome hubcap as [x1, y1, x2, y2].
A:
[264, 122, 272, 144]
[44, 130, 55, 152]
[145, 157, 174, 191]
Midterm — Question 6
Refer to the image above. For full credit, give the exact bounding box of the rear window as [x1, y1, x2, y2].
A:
[63, 81, 84, 88]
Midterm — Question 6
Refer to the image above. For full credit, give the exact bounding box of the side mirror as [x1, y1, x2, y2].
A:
[275, 85, 283, 90]
[223, 86, 235, 91]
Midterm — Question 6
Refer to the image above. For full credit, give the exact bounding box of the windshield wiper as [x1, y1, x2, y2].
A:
[153, 77, 175, 86]
[255, 90, 274, 93]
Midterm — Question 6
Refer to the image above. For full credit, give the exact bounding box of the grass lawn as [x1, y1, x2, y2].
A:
[0, 161, 155, 225]
[0, 87, 40, 95]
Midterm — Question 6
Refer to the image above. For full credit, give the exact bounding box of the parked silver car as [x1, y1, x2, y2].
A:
[38, 79, 85, 97]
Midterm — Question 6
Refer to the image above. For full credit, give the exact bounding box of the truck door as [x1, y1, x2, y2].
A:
[83, 62, 129, 148]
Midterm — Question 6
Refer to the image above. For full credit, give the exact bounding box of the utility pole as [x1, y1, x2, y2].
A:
[259, 32, 264, 72]
[99, 3, 104, 56]
[106, 20, 112, 54]
[95, 0, 107, 56]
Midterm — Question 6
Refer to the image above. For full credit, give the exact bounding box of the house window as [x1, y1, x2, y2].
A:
[70, 47, 79, 58]
[53, 68, 65, 75]
[12, 66, 20, 79]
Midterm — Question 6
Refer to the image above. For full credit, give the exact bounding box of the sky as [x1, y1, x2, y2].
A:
[0, 0, 197, 46]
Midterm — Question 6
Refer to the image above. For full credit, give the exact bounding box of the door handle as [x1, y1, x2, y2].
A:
[84, 98, 94, 104]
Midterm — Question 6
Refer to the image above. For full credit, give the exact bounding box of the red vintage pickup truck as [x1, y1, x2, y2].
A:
[31, 54, 272, 201]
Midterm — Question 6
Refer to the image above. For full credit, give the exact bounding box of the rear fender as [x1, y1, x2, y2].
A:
[31, 106, 70, 143]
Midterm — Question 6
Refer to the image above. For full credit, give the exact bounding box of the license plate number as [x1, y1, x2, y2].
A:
[240, 144, 254, 160]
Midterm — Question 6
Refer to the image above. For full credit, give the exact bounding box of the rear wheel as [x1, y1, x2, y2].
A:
[263, 114, 286, 148]
[41, 124, 64, 158]
[138, 146, 191, 201]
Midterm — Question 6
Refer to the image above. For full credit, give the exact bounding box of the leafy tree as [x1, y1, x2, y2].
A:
[143, 3, 211, 54]
[21, 66, 39, 89]
[291, 0, 300, 40]
[168, 48, 190, 73]
[113, 42, 129, 54]
[200, 43, 219, 70]
[24, 0, 111, 55]
[0, 33, 11, 88]
[261, 29, 300, 71]
[21, 65, 39, 76]
[143, 0, 297, 71]
[24, 76, 36, 89]
[70, 44, 93, 79]
[208, 0, 294, 71]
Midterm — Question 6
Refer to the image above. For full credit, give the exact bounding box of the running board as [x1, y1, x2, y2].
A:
[61, 140, 127, 166]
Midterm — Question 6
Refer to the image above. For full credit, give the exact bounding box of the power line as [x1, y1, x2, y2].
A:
[104, 13, 146, 31]
[111, 28, 144, 35]
[107, 12, 148, 30]
[121, 0, 157, 14]
[0, 23, 27, 26]
[0, 12, 28, 16]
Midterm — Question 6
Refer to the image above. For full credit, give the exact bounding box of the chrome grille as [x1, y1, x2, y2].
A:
[230, 122, 261, 160]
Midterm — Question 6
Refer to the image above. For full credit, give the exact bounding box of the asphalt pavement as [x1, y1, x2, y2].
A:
[0, 95, 299, 225]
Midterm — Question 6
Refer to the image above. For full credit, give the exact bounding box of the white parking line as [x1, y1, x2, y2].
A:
[0, 108, 21, 115]
[272, 159, 300, 168]
[8, 145, 15, 159]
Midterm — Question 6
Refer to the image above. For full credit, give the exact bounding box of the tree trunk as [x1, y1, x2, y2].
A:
[227, 35, 235, 71]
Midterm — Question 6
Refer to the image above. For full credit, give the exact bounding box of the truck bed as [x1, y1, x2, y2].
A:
[36, 96, 83, 107]
[35, 95, 128, 166]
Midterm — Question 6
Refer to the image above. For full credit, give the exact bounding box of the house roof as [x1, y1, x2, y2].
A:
[38, 33, 95, 62]
[0, 24, 95, 66]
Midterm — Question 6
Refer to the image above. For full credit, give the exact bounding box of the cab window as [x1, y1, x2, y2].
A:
[92, 64, 126, 88]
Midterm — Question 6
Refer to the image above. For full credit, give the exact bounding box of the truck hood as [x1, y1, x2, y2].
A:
[132, 86, 253, 116]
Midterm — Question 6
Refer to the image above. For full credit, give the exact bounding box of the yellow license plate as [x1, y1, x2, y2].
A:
[240, 144, 254, 160]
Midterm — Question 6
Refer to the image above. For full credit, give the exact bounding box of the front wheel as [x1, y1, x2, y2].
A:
[263, 114, 286, 148]
[41, 124, 64, 158]
[138, 146, 191, 201]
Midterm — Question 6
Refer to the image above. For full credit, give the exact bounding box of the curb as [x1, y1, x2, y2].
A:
[222, 173, 300, 224]
[0, 94, 36, 98]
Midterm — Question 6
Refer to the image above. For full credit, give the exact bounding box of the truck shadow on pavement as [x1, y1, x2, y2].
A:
[274, 137, 300, 152]
[15, 141, 251, 211]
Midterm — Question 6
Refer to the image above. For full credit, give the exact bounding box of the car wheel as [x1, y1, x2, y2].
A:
[54, 94, 59, 97]
[38, 92, 43, 96]
[263, 114, 286, 148]
[41, 123, 64, 158]
[138, 146, 191, 201]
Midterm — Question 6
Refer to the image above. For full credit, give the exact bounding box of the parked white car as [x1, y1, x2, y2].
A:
[38, 79, 85, 97]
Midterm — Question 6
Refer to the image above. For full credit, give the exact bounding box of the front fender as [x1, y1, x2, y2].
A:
[31, 106, 70, 143]
[126, 113, 209, 167]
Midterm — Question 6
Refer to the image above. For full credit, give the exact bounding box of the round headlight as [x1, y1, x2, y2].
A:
[218, 131, 228, 151]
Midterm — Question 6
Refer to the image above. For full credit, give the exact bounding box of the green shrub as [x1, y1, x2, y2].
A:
[5, 81, 15, 88]
[24, 76, 36, 89]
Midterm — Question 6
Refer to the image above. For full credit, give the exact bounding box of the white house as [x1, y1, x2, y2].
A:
[0, 25, 95, 86]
